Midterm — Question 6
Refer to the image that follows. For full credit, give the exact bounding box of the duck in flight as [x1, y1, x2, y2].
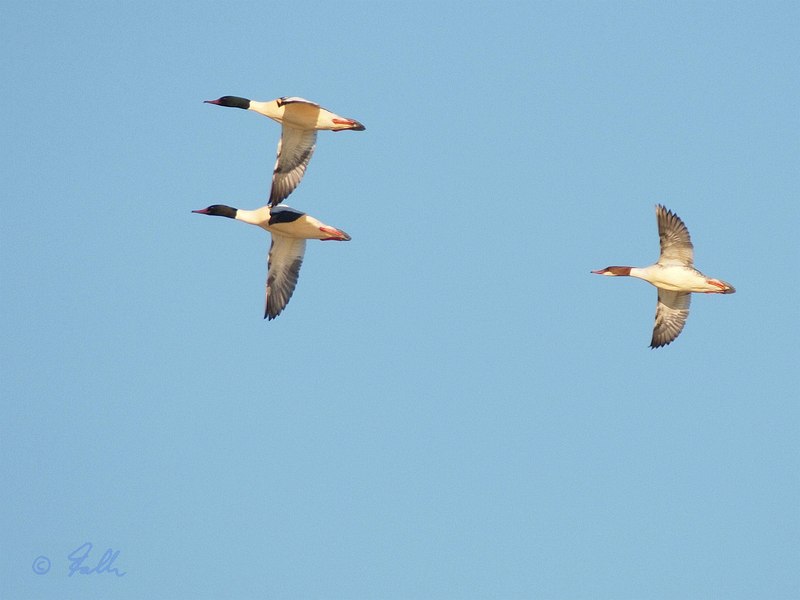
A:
[204, 95, 365, 206]
[592, 204, 735, 348]
[192, 203, 351, 320]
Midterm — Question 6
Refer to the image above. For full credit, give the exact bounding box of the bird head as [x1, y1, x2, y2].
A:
[591, 266, 632, 276]
[192, 205, 237, 219]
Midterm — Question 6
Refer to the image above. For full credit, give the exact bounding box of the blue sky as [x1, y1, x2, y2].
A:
[2, 1, 798, 598]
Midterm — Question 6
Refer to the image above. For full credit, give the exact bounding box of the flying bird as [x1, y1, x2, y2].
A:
[204, 95, 365, 206]
[193, 203, 351, 320]
[591, 204, 735, 348]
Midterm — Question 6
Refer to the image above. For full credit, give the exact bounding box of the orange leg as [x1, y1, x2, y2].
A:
[707, 279, 727, 291]
[319, 226, 348, 241]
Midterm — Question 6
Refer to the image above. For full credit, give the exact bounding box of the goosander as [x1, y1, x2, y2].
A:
[192, 203, 351, 320]
[204, 95, 365, 206]
[591, 204, 735, 348]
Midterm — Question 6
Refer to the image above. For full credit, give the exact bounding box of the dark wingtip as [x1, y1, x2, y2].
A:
[650, 337, 676, 349]
[352, 121, 366, 131]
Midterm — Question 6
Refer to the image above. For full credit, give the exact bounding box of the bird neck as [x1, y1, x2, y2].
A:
[235, 207, 271, 228]
[628, 264, 662, 285]
[247, 100, 281, 121]
[628, 266, 652, 282]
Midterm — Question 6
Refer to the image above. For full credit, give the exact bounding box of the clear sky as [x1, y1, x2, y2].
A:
[2, 2, 798, 598]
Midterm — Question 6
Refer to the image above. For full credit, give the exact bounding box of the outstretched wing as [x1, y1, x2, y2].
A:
[656, 204, 694, 267]
[268, 126, 317, 206]
[265, 235, 307, 320]
[651, 290, 691, 348]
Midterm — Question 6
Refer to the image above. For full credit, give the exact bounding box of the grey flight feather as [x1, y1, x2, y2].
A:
[651, 289, 691, 348]
[656, 204, 694, 266]
[269, 127, 317, 206]
[265, 236, 307, 320]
